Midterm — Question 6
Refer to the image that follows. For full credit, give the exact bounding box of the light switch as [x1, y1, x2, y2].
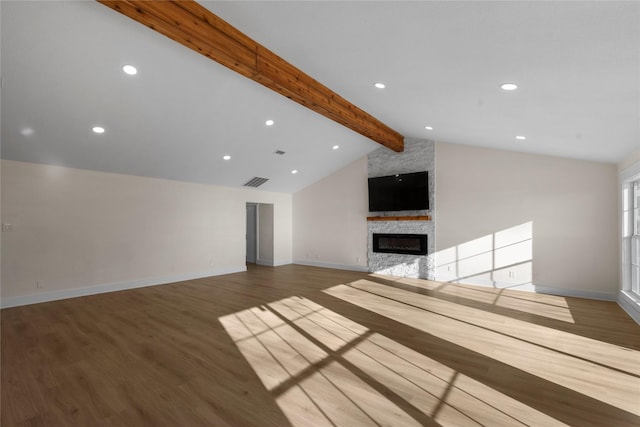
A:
[2, 223, 14, 232]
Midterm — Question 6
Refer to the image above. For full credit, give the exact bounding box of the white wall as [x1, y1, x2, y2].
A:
[5, 140, 621, 306]
[272, 202, 293, 267]
[435, 142, 618, 298]
[293, 156, 369, 271]
[1, 160, 292, 306]
[293, 143, 619, 299]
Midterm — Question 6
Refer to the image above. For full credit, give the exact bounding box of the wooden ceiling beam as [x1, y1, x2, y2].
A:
[97, 0, 404, 152]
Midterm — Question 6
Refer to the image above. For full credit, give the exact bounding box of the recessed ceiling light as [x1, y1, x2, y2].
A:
[265, 119, 274, 126]
[332, 145, 340, 150]
[122, 65, 137, 75]
[92, 126, 105, 134]
[223, 155, 231, 160]
[500, 83, 518, 91]
[374, 83, 386, 89]
[515, 135, 527, 140]
[291, 169, 298, 174]
[424, 126, 433, 130]
[20, 127, 34, 136]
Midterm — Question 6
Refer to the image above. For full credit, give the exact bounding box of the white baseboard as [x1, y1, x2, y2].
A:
[294, 259, 369, 273]
[532, 284, 616, 301]
[618, 291, 640, 325]
[256, 259, 292, 267]
[434, 274, 616, 301]
[0, 266, 247, 309]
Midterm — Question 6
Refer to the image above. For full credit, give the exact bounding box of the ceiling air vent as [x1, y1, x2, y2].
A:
[244, 177, 269, 188]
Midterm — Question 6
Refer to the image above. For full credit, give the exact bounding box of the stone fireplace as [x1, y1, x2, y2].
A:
[367, 139, 435, 279]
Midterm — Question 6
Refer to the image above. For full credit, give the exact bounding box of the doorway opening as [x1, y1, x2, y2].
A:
[246, 203, 274, 266]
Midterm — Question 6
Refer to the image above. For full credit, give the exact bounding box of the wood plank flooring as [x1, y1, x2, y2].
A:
[2, 264, 639, 426]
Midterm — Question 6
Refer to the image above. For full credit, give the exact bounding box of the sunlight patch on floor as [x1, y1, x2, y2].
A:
[220, 299, 422, 426]
[399, 276, 575, 323]
[324, 280, 640, 416]
[347, 333, 567, 427]
[371, 271, 576, 324]
[220, 295, 571, 426]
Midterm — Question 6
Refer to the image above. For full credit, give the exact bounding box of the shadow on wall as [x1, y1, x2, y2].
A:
[434, 222, 533, 291]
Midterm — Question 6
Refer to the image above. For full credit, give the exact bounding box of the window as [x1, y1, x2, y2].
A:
[620, 161, 640, 307]
[632, 180, 640, 295]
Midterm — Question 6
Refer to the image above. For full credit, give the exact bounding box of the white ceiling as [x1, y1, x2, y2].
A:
[2, 1, 639, 194]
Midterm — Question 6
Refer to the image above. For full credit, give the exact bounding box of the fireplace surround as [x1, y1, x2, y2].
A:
[367, 138, 435, 279]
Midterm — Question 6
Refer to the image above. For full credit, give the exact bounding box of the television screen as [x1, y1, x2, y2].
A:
[368, 171, 429, 212]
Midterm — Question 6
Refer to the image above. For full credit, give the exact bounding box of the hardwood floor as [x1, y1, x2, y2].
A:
[2, 264, 639, 426]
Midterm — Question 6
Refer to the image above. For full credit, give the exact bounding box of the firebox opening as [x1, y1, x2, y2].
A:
[372, 233, 428, 256]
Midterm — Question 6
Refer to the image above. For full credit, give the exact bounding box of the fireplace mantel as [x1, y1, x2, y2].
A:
[367, 215, 431, 222]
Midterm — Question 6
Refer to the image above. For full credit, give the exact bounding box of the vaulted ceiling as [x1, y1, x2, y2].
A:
[2, 1, 638, 193]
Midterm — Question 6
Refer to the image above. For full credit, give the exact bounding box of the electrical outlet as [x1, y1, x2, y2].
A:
[2, 223, 14, 232]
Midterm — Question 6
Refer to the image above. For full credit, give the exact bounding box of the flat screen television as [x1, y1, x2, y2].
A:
[368, 171, 429, 212]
